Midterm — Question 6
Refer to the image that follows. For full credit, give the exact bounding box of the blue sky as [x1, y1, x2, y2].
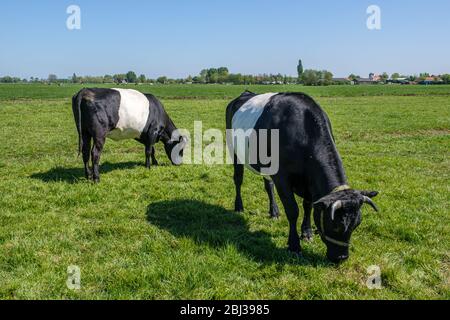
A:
[1, 0, 449, 79]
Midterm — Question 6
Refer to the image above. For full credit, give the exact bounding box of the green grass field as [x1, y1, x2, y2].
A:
[2, 83, 450, 100]
[0, 84, 449, 299]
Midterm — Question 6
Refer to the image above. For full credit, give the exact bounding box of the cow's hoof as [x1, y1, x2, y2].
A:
[269, 209, 280, 220]
[301, 229, 314, 242]
[93, 178, 100, 184]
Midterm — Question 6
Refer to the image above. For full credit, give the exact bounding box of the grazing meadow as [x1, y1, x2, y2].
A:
[0, 83, 449, 299]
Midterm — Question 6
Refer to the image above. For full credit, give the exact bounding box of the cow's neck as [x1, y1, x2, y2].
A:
[309, 145, 348, 202]
[160, 118, 178, 144]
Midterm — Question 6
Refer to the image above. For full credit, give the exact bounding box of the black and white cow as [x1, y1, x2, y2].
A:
[72, 88, 187, 182]
[226, 91, 379, 263]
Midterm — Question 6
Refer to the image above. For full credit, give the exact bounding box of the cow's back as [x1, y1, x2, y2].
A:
[231, 93, 277, 132]
[227, 92, 336, 177]
[258, 93, 334, 144]
[107, 89, 150, 141]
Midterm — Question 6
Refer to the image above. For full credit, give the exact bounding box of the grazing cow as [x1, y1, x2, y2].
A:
[226, 91, 379, 263]
[72, 88, 187, 182]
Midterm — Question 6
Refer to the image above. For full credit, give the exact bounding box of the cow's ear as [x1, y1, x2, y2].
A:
[359, 190, 378, 198]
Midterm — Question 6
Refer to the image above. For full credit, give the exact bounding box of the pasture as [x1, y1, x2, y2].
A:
[0, 84, 449, 299]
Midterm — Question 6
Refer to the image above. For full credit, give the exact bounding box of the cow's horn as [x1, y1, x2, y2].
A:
[330, 201, 343, 220]
[363, 196, 379, 212]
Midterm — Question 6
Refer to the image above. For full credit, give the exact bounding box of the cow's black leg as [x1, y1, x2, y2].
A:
[151, 146, 158, 166]
[264, 178, 280, 219]
[233, 162, 244, 212]
[145, 144, 152, 169]
[273, 175, 301, 254]
[301, 199, 313, 242]
[145, 145, 158, 168]
[91, 136, 105, 183]
[82, 133, 92, 180]
[141, 130, 159, 168]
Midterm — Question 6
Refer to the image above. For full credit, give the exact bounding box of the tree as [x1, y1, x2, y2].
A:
[218, 67, 229, 76]
[348, 74, 360, 81]
[138, 74, 146, 83]
[322, 71, 334, 85]
[297, 59, 304, 79]
[301, 70, 320, 86]
[48, 74, 58, 83]
[196, 69, 208, 83]
[0, 76, 13, 83]
[300, 69, 333, 86]
[381, 72, 389, 82]
[157, 76, 168, 84]
[103, 75, 113, 83]
[126, 71, 137, 83]
[207, 68, 219, 83]
[217, 67, 229, 83]
[228, 73, 243, 85]
[391, 73, 400, 80]
[71, 73, 79, 83]
[441, 74, 450, 84]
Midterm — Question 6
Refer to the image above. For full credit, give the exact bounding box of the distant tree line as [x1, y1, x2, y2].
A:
[347, 72, 449, 83]
[0, 70, 300, 85]
[2, 61, 450, 85]
[189, 67, 299, 85]
[299, 70, 334, 86]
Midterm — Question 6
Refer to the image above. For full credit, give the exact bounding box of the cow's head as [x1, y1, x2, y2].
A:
[313, 189, 379, 263]
[164, 131, 188, 166]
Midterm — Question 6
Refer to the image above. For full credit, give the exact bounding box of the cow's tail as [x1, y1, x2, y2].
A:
[72, 90, 84, 157]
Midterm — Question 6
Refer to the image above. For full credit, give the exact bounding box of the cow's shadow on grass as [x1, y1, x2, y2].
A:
[30, 161, 142, 184]
[146, 199, 330, 266]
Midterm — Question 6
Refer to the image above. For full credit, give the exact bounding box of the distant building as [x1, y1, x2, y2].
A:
[419, 76, 443, 85]
[354, 73, 382, 85]
[355, 78, 379, 85]
[427, 76, 442, 82]
[332, 78, 352, 85]
[372, 74, 382, 82]
[386, 78, 411, 85]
